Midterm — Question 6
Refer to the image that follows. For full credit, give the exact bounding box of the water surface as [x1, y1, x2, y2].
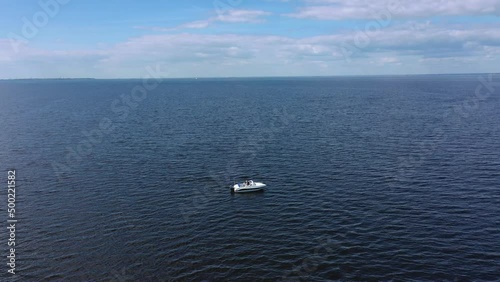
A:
[0, 75, 499, 280]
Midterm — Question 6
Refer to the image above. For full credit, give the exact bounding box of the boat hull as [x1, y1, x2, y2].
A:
[232, 182, 266, 193]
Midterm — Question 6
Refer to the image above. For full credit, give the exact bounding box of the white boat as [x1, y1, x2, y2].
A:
[232, 180, 266, 193]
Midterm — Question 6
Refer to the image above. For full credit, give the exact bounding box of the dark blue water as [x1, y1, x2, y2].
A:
[1, 75, 499, 281]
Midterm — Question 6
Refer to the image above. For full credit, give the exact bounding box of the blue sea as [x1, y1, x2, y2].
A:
[1, 75, 499, 281]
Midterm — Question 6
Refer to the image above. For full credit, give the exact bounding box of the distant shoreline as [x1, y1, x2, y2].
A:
[0, 78, 97, 81]
[0, 73, 498, 81]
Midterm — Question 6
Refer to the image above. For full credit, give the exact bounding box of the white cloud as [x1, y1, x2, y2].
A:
[0, 39, 16, 62]
[289, 0, 500, 20]
[180, 20, 212, 29]
[2, 22, 500, 78]
[217, 9, 272, 23]
[136, 9, 272, 32]
[379, 56, 400, 64]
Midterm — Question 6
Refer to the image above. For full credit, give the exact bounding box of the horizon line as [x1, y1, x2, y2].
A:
[0, 72, 498, 81]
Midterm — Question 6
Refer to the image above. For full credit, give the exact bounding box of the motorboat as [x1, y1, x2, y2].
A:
[232, 180, 266, 193]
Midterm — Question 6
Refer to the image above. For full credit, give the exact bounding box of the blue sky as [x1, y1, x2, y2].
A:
[0, 0, 499, 78]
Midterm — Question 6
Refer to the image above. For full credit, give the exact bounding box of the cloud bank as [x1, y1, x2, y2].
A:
[289, 0, 500, 20]
[0, 0, 499, 78]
